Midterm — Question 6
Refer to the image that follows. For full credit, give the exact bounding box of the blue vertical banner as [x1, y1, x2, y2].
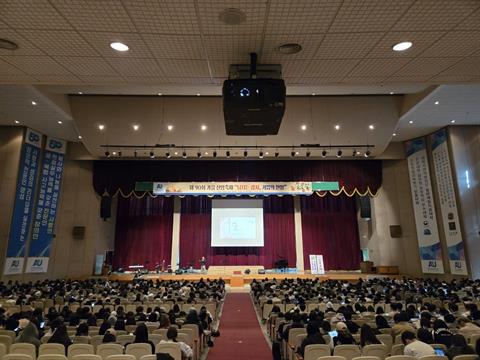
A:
[4, 128, 42, 275]
[26, 137, 66, 273]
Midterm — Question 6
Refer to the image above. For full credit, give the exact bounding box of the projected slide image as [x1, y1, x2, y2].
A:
[220, 217, 256, 240]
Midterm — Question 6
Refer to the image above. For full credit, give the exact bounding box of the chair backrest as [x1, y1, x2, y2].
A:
[40, 343, 67, 356]
[176, 333, 194, 352]
[152, 330, 167, 340]
[96, 344, 124, 360]
[288, 328, 307, 345]
[125, 344, 152, 360]
[180, 325, 199, 340]
[106, 355, 136, 360]
[316, 356, 347, 360]
[0, 343, 7, 360]
[333, 345, 362, 360]
[72, 337, 90, 345]
[467, 334, 480, 345]
[0, 330, 16, 342]
[352, 357, 381, 360]
[88, 327, 100, 336]
[3, 354, 33, 360]
[418, 356, 448, 360]
[377, 335, 393, 352]
[391, 344, 405, 356]
[385, 356, 415, 360]
[453, 356, 478, 360]
[362, 344, 388, 360]
[10, 343, 37, 359]
[155, 343, 181, 360]
[0, 334, 13, 351]
[38, 355, 68, 360]
[72, 355, 102, 360]
[68, 344, 94, 359]
[117, 335, 135, 347]
[379, 329, 392, 336]
[303, 344, 331, 360]
[148, 335, 161, 347]
[139, 356, 155, 360]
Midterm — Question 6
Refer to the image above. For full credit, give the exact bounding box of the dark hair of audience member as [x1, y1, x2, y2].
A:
[360, 324, 380, 347]
[76, 323, 89, 336]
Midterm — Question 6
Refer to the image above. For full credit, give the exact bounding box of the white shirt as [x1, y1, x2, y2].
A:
[404, 340, 435, 359]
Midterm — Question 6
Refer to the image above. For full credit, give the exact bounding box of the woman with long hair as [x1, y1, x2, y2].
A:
[360, 324, 381, 347]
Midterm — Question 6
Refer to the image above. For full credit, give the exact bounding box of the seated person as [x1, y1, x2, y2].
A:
[297, 322, 325, 357]
[402, 331, 435, 360]
[445, 334, 475, 360]
[159, 326, 193, 359]
[333, 322, 356, 346]
[360, 324, 381, 347]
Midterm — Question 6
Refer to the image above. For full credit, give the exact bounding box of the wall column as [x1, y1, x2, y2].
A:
[170, 197, 181, 270]
[293, 196, 304, 271]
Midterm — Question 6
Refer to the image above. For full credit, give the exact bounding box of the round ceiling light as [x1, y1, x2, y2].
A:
[219, 8, 246, 25]
[392, 41, 413, 52]
[0, 38, 18, 50]
[277, 43, 302, 55]
[110, 42, 129, 52]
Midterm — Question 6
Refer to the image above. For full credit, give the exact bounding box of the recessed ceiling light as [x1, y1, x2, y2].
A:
[265, 152, 269, 155]
[110, 42, 129, 52]
[57, 121, 63, 124]
[369, 124, 375, 130]
[277, 43, 302, 55]
[434, 100, 439, 105]
[78, 135, 82, 139]
[393, 133, 397, 137]
[200, 124, 207, 131]
[196, 93, 201, 96]
[174, 151, 178, 155]
[14, 120, 20, 124]
[389, 91, 394, 95]
[334, 124, 340, 130]
[392, 41, 413, 52]
[312, 93, 316, 96]
[301, 124, 307, 131]
[409, 120, 413, 124]
[78, 91, 83, 95]
[451, 120, 456, 123]
[98, 124, 105, 130]
[132, 124, 140, 131]
[112, 151, 117, 156]
[31, 100, 37, 106]
[295, 151, 299, 155]
[204, 152, 209, 155]
[219, 7, 247, 25]
[167, 125, 173, 131]
[157, 92, 162, 96]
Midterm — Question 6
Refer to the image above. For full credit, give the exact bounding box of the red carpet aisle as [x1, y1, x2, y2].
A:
[207, 293, 272, 360]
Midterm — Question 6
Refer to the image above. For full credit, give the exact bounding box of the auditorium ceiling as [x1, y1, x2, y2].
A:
[0, 0, 479, 158]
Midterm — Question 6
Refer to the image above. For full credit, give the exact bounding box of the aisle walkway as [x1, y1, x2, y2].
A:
[207, 293, 271, 360]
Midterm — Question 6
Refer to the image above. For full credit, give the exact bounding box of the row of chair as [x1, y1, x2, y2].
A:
[2, 354, 175, 360]
[313, 356, 478, 360]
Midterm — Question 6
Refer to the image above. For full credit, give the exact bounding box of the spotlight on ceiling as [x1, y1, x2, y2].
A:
[105, 151, 110, 158]
[243, 151, 248, 158]
[259, 151, 264, 159]
[197, 152, 202, 158]
[337, 150, 342, 158]
[165, 152, 171, 159]
[352, 150, 357, 157]
[149, 151, 155, 159]
[182, 151, 187, 159]
[226, 151, 231, 158]
[275, 151, 279, 158]
[134, 150, 138, 158]
[321, 150, 327, 157]
[118, 151, 122, 157]
[213, 151, 217, 158]
[110, 42, 129, 52]
[365, 150, 371, 158]
[291, 151, 296, 158]
[306, 151, 311, 157]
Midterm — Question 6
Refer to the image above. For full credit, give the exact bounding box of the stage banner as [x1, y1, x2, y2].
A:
[316, 255, 325, 275]
[4, 128, 42, 275]
[406, 137, 444, 274]
[309, 254, 325, 275]
[26, 137, 66, 273]
[136, 181, 339, 195]
[430, 129, 468, 275]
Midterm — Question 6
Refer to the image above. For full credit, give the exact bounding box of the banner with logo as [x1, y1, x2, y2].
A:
[309, 254, 325, 275]
[430, 129, 468, 275]
[4, 129, 42, 275]
[406, 138, 444, 274]
[136, 181, 340, 196]
[26, 137, 66, 273]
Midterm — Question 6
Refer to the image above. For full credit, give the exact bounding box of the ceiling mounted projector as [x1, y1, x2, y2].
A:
[223, 53, 286, 136]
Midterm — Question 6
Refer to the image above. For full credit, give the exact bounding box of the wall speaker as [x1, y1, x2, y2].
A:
[100, 195, 112, 220]
[390, 225, 403, 238]
[72, 226, 85, 239]
[359, 196, 371, 219]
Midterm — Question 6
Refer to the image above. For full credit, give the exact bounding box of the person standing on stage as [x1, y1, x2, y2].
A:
[200, 256, 207, 273]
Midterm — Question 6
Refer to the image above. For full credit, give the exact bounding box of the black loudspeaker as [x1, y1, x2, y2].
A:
[100, 195, 112, 220]
[390, 225, 403, 238]
[359, 196, 371, 219]
[72, 226, 85, 239]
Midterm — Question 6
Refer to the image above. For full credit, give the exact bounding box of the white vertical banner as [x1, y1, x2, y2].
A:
[309, 254, 319, 274]
[406, 137, 444, 274]
[430, 129, 468, 275]
[316, 255, 325, 275]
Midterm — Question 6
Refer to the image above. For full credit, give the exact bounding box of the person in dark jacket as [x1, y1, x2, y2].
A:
[48, 325, 72, 355]
[133, 323, 155, 354]
[297, 322, 325, 357]
[445, 334, 475, 360]
[360, 324, 381, 347]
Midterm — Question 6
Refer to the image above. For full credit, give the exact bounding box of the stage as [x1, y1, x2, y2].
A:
[106, 270, 402, 286]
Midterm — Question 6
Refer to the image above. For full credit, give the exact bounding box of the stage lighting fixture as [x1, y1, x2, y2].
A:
[337, 150, 342, 158]
[182, 151, 187, 159]
[197, 152, 202, 158]
[275, 151, 279, 157]
[226, 150, 231, 158]
[118, 151, 122, 157]
[259, 151, 264, 159]
[291, 151, 295, 157]
[365, 150, 371, 158]
[105, 151, 110, 157]
[243, 151, 248, 158]
[306, 151, 311, 157]
[213, 151, 217, 158]
[321, 150, 327, 157]
[165, 152, 171, 158]
[352, 150, 357, 157]
[149, 151, 155, 159]
[133, 150, 138, 158]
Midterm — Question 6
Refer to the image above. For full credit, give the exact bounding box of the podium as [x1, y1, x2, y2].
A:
[230, 270, 245, 287]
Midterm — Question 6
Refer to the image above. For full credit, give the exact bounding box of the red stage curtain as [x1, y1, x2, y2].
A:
[113, 196, 174, 270]
[301, 195, 361, 270]
[179, 196, 296, 269]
